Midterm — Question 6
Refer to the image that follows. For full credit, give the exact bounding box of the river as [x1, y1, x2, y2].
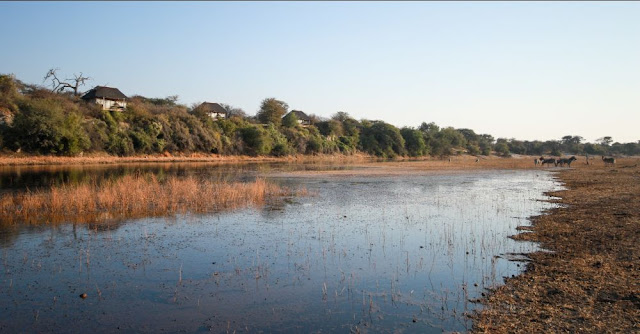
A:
[0, 162, 561, 333]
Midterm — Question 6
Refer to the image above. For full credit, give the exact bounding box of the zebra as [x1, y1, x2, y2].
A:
[541, 158, 558, 167]
[557, 156, 577, 167]
[602, 156, 616, 166]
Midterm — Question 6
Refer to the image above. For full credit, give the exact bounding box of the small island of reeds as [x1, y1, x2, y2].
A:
[0, 175, 306, 224]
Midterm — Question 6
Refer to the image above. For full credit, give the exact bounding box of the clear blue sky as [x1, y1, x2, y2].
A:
[1, 1, 638, 143]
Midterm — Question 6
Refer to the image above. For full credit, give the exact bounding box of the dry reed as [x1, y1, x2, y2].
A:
[0, 152, 376, 167]
[0, 175, 304, 224]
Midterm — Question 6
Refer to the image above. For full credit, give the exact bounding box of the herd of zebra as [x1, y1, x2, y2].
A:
[534, 155, 616, 167]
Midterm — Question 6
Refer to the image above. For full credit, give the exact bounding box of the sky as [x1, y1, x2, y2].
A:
[1, 1, 638, 143]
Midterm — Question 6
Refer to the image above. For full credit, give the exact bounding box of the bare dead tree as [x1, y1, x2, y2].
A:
[43, 68, 91, 95]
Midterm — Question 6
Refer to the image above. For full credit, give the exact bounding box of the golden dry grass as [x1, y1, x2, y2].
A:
[472, 161, 640, 333]
[0, 175, 304, 225]
[0, 152, 376, 166]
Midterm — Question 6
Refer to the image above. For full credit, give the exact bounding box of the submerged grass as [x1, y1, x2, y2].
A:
[0, 175, 305, 224]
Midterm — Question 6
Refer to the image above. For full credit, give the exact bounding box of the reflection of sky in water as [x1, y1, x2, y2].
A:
[0, 169, 561, 333]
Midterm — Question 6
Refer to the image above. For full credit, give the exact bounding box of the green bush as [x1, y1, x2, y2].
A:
[401, 127, 428, 157]
[240, 125, 272, 156]
[107, 131, 134, 156]
[282, 112, 299, 128]
[359, 121, 406, 158]
[9, 99, 89, 155]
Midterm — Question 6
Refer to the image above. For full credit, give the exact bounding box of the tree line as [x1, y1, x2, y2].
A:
[0, 74, 638, 157]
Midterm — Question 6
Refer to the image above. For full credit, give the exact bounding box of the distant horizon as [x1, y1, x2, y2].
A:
[1, 2, 638, 143]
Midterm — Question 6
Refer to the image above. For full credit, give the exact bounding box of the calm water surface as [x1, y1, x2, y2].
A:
[0, 163, 561, 333]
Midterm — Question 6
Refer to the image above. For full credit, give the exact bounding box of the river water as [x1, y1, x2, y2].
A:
[0, 163, 561, 333]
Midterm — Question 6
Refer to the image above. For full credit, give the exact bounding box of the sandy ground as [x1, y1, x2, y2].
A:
[472, 159, 640, 333]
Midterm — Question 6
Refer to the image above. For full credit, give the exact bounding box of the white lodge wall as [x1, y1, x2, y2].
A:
[95, 98, 127, 110]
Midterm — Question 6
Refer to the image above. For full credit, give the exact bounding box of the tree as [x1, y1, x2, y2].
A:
[597, 136, 613, 147]
[282, 111, 299, 128]
[0, 74, 20, 112]
[331, 111, 352, 122]
[240, 125, 272, 156]
[419, 122, 439, 134]
[43, 68, 91, 95]
[256, 98, 288, 126]
[494, 139, 510, 157]
[8, 99, 89, 155]
[220, 103, 247, 119]
[400, 127, 428, 157]
[562, 135, 584, 145]
[359, 121, 406, 158]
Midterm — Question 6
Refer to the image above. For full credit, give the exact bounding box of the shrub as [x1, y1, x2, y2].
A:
[240, 125, 272, 156]
[9, 99, 89, 155]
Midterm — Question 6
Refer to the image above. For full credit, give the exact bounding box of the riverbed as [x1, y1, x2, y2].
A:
[0, 163, 561, 332]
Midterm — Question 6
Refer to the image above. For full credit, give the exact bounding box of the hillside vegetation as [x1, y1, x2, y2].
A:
[1, 74, 638, 158]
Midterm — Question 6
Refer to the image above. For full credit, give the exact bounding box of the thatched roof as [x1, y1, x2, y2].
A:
[198, 102, 227, 115]
[289, 110, 311, 121]
[81, 86, 127, 100]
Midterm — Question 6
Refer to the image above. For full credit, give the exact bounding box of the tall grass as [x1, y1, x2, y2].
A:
[0, 175, 304, 224]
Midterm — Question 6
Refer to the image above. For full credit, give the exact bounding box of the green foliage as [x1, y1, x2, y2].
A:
[107, 131, 134, 156]
[560, 135, 585, 154]
[494, 139, 510, 157]
[0, 74, 20, 112]
[359, 121, 406, 158]
[282, 111, 299, 128]
[597, 136, 613, 147]
[316, 119, 344, 138]
[60, 112, 90, 156]
[257, 97, 288, 126]
[479, 141, 492, 156]
[240, 125, 272, 156]
[583, 143, 605, 155]
[281, 127, 308, 153]
[337, 135, 358, 154]
[265, 124, 291, 156]
[466, 143, 481, 156]
[2, 74, 639, 159]
[306, 134, 324, 154]
[507, 139, 526, 155]
[8, 99, 89, 155]
[400, 127, 428, 157]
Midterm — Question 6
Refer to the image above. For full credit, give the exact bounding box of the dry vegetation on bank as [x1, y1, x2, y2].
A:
[472, 160, 640, 332]
[0, 175, 306, 225]
[0, 152, 378, 166]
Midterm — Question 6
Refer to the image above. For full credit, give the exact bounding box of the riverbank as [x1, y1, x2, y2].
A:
[0, 152, 593, 169]
[472, 162, 640, 332]
[0, 152, 374, 166]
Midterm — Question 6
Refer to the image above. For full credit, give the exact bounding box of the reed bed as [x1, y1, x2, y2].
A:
[0, 175, 305, 224]
[0, 153, 376, 166]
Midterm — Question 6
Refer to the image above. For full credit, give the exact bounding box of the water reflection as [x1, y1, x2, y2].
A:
[0, 161, 357, 192]
[0, 166, 561, 333]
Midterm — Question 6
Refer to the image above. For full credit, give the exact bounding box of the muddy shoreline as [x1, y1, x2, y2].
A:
[472, 162, 640, 332]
